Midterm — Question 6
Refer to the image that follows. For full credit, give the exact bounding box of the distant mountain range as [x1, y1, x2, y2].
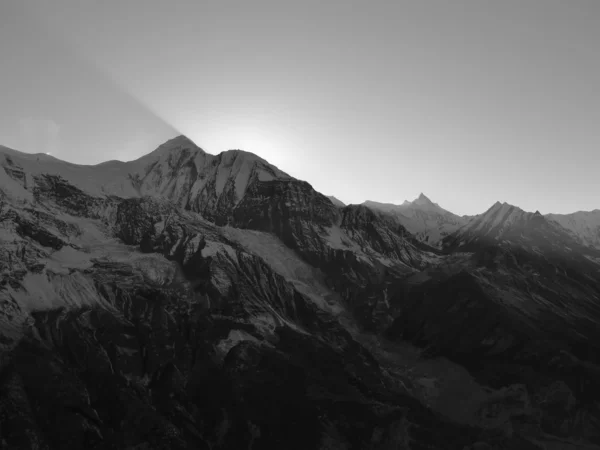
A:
[363, 195, 600, 252]
[1, 135, 600, 449]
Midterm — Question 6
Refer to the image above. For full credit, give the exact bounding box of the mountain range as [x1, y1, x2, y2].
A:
[1, 135, 600, 449]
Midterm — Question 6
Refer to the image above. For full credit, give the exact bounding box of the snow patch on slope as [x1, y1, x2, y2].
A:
[215, 329, 262, 359]
[323, 225, 363, 252]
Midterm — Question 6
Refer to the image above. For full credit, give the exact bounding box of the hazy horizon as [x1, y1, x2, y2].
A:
[2, 1, 599, 216]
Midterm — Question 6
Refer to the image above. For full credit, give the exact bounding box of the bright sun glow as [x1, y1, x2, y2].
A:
[232, 125, 270, 152]
[185, 122, 293, 171]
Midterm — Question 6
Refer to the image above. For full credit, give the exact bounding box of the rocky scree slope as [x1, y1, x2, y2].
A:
[0, 137, 599, 449]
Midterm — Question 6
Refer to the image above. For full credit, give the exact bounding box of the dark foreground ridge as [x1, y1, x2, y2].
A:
[0, 137, 599, 449]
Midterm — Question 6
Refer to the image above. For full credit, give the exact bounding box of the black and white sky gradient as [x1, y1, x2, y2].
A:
[1, 0, 599, 215]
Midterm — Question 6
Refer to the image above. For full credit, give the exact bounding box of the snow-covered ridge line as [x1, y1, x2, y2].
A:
[1, 135, 283, 171]
[0, 135, 293, 212]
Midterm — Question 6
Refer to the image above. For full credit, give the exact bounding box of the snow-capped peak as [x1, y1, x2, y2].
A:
[113, 137, 293, 208]
[0, 135, 292, 213]
[147, 134, 203, 154]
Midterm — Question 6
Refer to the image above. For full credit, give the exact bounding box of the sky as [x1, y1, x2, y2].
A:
[1, 0, 599, 215]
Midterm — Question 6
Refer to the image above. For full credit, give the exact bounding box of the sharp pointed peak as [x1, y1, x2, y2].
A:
[412, 192, 439, 207]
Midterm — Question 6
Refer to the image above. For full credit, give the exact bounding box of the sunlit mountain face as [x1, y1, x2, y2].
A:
[1, 136, 600, 449]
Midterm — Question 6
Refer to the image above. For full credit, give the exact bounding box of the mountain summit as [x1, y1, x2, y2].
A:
[363, 194, 467, 246]
[412, 192, 438, 208]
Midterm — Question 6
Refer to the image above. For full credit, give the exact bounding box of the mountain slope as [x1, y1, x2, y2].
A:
[546, 209, 600, 250]
[364, 193, 467, 247]
[327, 195, 345, 207]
